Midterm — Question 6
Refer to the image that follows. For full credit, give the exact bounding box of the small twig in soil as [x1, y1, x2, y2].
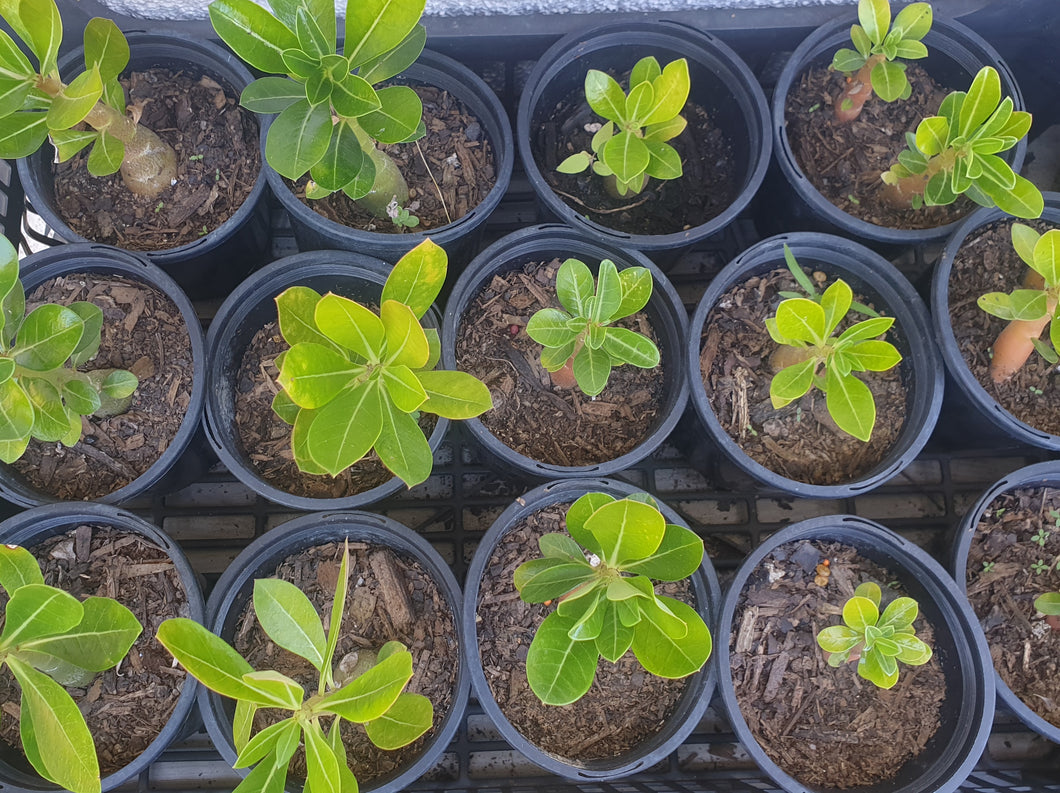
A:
[416, 140, 452, 225]
[78, 443, 138, 480]
[550, 187, 652, 215]
[503, 348, 576, 418]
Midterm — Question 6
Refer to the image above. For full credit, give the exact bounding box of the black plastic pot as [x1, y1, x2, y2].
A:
[931, 192, 1060, 451]
[0, 502, 205, 793]
[200, 511, 466, 793]
[517, 20, 770, 257]
[441, 224, 688, 479]
[266, 48, 513, 265]
[686, 232, 943, 498]
[717, 515, 994, 793]
[770, 17, 1027, 246]
[462, 478, 721, 780]
[950, 460, 1060, 744]
[204, 249, 448, 511]
[0, 243, 207, 507]
[18, 33, 270, 300]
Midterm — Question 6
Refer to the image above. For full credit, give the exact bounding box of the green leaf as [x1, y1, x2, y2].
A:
[310, 123, 365, 193]
[0, 111, 49, 158]
[253, 578, 327, 670]
[859, 0, 890, 44]
[241, 670, 304, 710]
[1034, 230, 1060, 286]
[275, 286, 335, 349]
[84, 18, 128, 82]
[381, 238, 446, 320]
[1011, 223, 1040, 267]
[623, 524, 703, 581]
[572, 343, 612, 397]
[769, 358, 815, 409]
[877, 596, 918, 631]
[100, 370, 137, 400]
[294, 7, 330, 59]
[601, 130, 650, 185]
[832, 47, 866, 74]
[539, 533, 585, 561]
[583, 497, 665, 568]
[816, 624, 861, 654]
[208, 0, 298, 75]
[595, 605, 635, 662]
[360, 23, 426, 84]
[612, 267, 653, 320]
[157, 618, 274, 704]
[304, 721, 341, 793]
[826, 367, 876, 442]
[374, 398, 431, 486]
[849, 24, 872, 58]
[892, 2, 932, 39]
[86, 131, 123, 177]
[568, 591, 606, 641]
[47, 65, 102, 132]
[556, 259, 595, 316]
[893, 634, 932, 664]
[0, 378, 33, 444]
[775, 298, 825, 344]
[380, 301, 428, 369]
[0, 236, 17, 309]
[416, 369, 493, 419]
[67, 301, 102, 367]
[514, 557, 594, 603]
[0, 357, 12, 384]
[0, 434, 29, 463]
[233, 718, 299, 769]
[22, 377, 67, 441]
[18, 0, 62, 75]
[358, 85, 422, 144]
[18, 595, 139, 673]
[837, 316, 894, 344]
[0, 545, 43, 595]
[306, 380, 384, 476]
[539, 336, 577, 372]
[0, 583, 82, 648]
[842, 594, 879, 632]
[526, 308, 577, 348]
[858, 647, 899, 688]
[277, 343, 363, 409]
[240, 76, 303, 113]
[365, 691, 432, 750]
[557, 151, 592, 174]
[381, 365, 427, 413]
[1033, 592, 1060, 616]
[643, 58, 689, 125]
[232, 700, 257, 753]
[630, 56, 661, 87]
[643, 115, 686, 143]
[982, 173, 1044, 219]
[291, 407, 327, 475]
[565, 493, 612, 557]
[526, 610, 598, 705]
[915, 115, 949, 157]
[630, 595, 711, 678]
[344, 0, 424, 68]
[584, 69, 625, 122]
[316, 649, 413, 722]
[624, 80, 654, 126]
[893, 39, 928, 59]
[820, 279, 853, 337]
[870, 59, 908, 103]
[321, 544, 350, 690]
[0, 27, 34, 80]
[315, 293, 385, 360]
[979, 289, 1041, 321]
[642, 140, 682, 181]
[976, 153, 1016, 191]
[846, 339, 902, 372]
[0, 75, 30, 121]
[601, 327, 658, 369]
[959, 67, 1001, 139]
[265, 99, 332, 180]
[230, 749, 290, 793]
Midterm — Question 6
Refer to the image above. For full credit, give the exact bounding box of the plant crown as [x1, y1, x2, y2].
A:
[817, 581, 932, 689]
[0, 237, 138, 464]
[525, 258, 659, 397]
[513, 491, 711, 706]
[0, 544, 142, 793]
[978, 224, 1060, 365]
[882, 66, 1043, 218]
[556, 56, 690, 196]
[272, 239, 492, 486]
[767, 248, 902, 443]
[209, 0, 427, 211]
[158, 542, 432, 793]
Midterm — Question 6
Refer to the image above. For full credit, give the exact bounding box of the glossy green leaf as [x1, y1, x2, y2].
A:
[0, 75, 30, 121]
[557, 151, 591, 174]
[564, 493, 611, 557]
[630, 56, 661, 87]
[18, 0, 62, 75]
[611, 267, 652, 321]
[0, 236, 18, 307]
[833, 47, 865, 75]
[859, 0, 890, 44]
[893, 2, 932, 39]
[360, 23, 426, 84]
[16, 595, 138, 673]
[0, 357, 12, 385]
[643, 139, 682, 181]
[230, 749, 289, 793]
[0, 583, 82, 648]
[253, 578, 326, 670]
[47, 65, 101, 131]
[291, 407, 328, 474]
[601, 327, 658, 368]
[624, 80, 654, 126]
[241, 670, 303, 710]
[374, 398, 431, 485]
[870, 59, 907, 103]
[817, 624, 861, 653]
[526, 610, 598, 706]
[514, 557, 594, 603]
[303, 721, 340, 793]
[568, 591, 606, 641]
[84, 18, 128, 82]
[365, 692, 433, 750]
[86, 130, 123, 177]
[316, 648, 413, 722]
[526, 308, 576, 348]
[380, 300, 428, 369]
[826, 367, 875, 441]
[858, 646, 899, 688]
[584, 69, 625, 122]
[842, 594, 880, 633]
[233, 717, 298, 769]
[556, 258, 594, 317]
[643, 58, 689, 125]
[310, 123, 364, 193]
[315, 293, 386, 360]
[22, 377, 67, 442]
[0, 27, 34, 80]
[837, 316, 894, 344]
[277, 343, 363, 408]
[846, 339, 902, 372]
[983, 173, 1044, 220]
[157, 618, 273, 704]
[601, 130, 650, 185]
[208, 0, 298, 75]
[959, 66, 1002, 139]
[539, 533, 585, 561]
[630, 595, 711, 678]
[819, 279, 853, 337]
[379, 240, 444, 319]
[775, 298, 825, 344]
[572, 343, 612, 397]
[344, 0, 424, 69]
[232, 699, 256, 753]
[893, 634, 932, 664]
[100, 370, 137, 400]
[877, 596, 918, 631]
[320, 544, 350, 690]
[358, 85, 421, 144]
[67, 301, 103, 367]
[381, 364, 427, 413]
[583, 497, 665, 567]
[1033, 591, 1060, 616]
[769, 358, 815, 409]
[623, 524, 703, 581]
[0, 111, 49, 158]
[643, 115, 686, 143]
[0, 378, 33, 444]
[265, 99, 332, 180]
[416, 369, 493, 419]
[239, 76, 302, 114]
[275, 286, 335, 349]
[0, 545, 43, 595]
[280, 48, 319, 81]
[306, 380, 384, 475]
[595, 605, 635, 662]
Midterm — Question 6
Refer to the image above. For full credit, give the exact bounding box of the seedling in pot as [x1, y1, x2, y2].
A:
[556, 56, 689, 197]
[272, 238, 492, 486]
[830, 0, 932, 122]
[0, 544, 142, 793]
[514, 492, 711, 706]
[209, 0, 428, 216]
[817, 581, 932, 689]
[158, 542, 432, 793]
[881, 66, 1043, 218]
[0, 0, 178, 197]
[525, 258, 659, 397]
[977, 224, 1060, 384]
[766, 249, 902, 442]
[0, 237, 138, 463]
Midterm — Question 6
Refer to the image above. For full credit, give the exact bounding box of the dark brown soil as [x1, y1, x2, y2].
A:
[233, 321, 435, 499]
[0, 526, 190, 776]
[535, 90, 736, 236]
[731, 540, 945, 788]
[290, 85, 496, 232]
[53, 68, 260, 251]
[233, 540, 458, 785]
[454, 259, 667, 467]
[965, 486, 1060, 728]
[700, 267, 907, 485]
[785, 62, 972, 229]
[9, 274, 194, 500]
[476, 502, 694, 762]
[947, 218, 1060, 435]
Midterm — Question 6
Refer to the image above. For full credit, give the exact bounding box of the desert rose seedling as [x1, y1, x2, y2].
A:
[209, 0, 427, 215]
[556, 56, 689, 196]
[766, 251, 902, 442]
[817, 581, 932, 689]
[525, 257, 659, 397]
[0, 544, 142, 793]
[0, 236, 138, 464]
[0, 0, 178, 197]
[158, 542, 432, 793]
[977, 224, 1060, 383]
[514, 492, 711, 706]
[831, 0, 932, 122]
[272, 238, 492, 486]
[882, 66, 1043, 218]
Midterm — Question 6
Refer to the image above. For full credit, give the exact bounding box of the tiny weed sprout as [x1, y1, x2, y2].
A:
[881, 66, 1043, 218]
[766, 248, 902, 442]
[556, 56, 690, 197]
[0, 237, 138, 464]
[817, 581, 932, 689]
[513, 492, 711, 706]
[386, 198, 420, 229]
[831, 0, 932, 122]
[1031, 560, 1050, 575]
[977, 224, 1060, 384]
[158, 542, 432, 793]
[1032, 528, 1051, 547]
[209, 0, 427, 215]
[272, 239, 491, 486]
[0, 0, 177, 197]
[0, 544, 142, 793]
[525, 258, 659, 397]
[982, 560, 995, 573]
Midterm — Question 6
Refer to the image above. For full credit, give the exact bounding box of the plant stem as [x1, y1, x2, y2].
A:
[881, 149, 957, 209]
[348, 121, 410, 217]
[833, 54, 884, 123]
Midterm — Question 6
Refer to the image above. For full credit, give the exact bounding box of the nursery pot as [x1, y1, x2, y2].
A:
[517, 20, 770, 256]
[18, 33, 270, 300]
[204, 249, 448, 511]
[0, 502, 205, 793]
[686, 232, 943, 498]
[200, 511, 467, 793]
[770, 17, 1027, 246]
[931, 192, 1060, 451]
[950, 460, 1060, 744]
[441, 224, 688, 479]
[717, 515, 994, 793]
[266, 48, 513, 265]
[0, 243, 208, 507]
[462, 478, 721, 780]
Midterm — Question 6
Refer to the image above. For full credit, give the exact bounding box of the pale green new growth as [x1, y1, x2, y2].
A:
[514, 492, 711, 706]
[0, 544, 142, 793]
[817, 581, 932, 689]
[157, 542, 433, 793]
